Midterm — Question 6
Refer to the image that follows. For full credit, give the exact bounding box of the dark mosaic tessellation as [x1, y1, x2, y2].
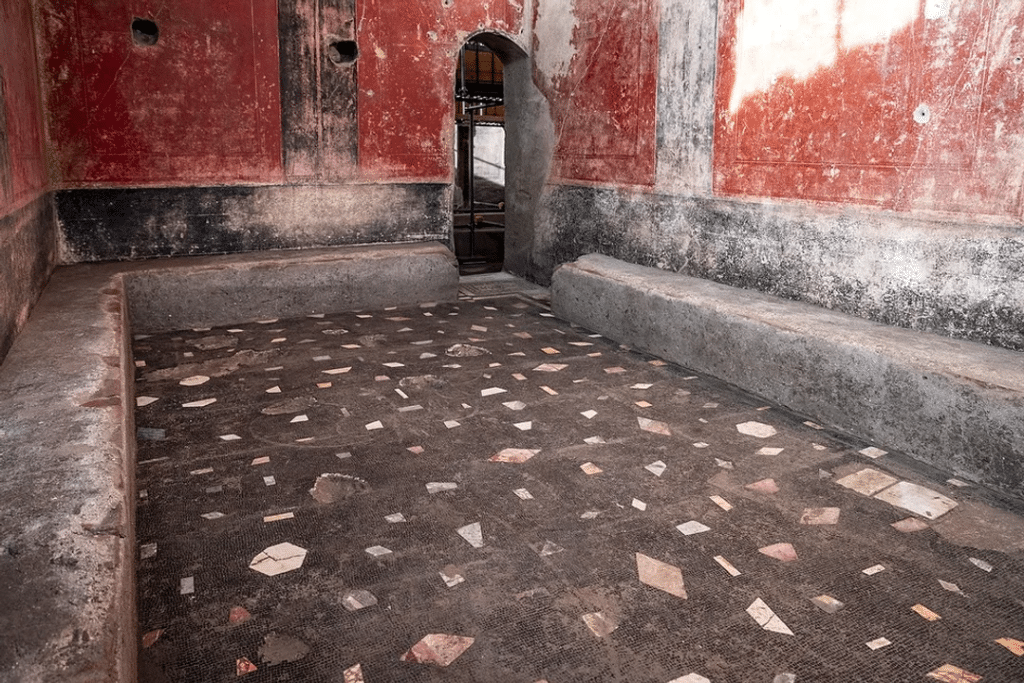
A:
[133, 280, 1024, 683]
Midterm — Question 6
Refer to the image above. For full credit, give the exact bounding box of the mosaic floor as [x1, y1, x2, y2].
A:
[133, 283, 1024, 683]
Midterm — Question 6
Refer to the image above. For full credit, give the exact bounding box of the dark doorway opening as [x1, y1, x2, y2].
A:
[454, 39, 506, 275]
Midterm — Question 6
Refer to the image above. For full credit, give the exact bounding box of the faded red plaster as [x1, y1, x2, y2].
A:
[0, 0, 48, 210]
[39, 0, 283, 187]
[535, 0, 658, 188]
[356, 0, 523, 181]
[714, 0, 1024, 219]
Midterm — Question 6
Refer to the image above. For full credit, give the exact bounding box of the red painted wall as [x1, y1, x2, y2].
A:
[355, 1, 523, 181]
[1, 0, 47, 211]
[38, 0, 283, 186]
[714, 0, 1024, 218]
[537, 0, 658, 188]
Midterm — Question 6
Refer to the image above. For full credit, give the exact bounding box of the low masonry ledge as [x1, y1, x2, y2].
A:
[552, 253, 1024, 500]
[0, 242, 458, 682]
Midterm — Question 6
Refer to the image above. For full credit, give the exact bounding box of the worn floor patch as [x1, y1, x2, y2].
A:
[134, 296, 1024, 682]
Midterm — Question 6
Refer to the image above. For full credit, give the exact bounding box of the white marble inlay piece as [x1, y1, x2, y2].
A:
[581, 611, 618, 637]
[439, 568, 465, 588]
[714, 555, 741, 577]
[747, 598, 793, 635]
[636, 552, 687, 599]
[866, 637, 891, 650]
[645, 460, 667, 477]
[489, 448, 539, 463]
[668, 674, 711, 683]
[736, 421, 777, 438]
[263, 512, 294, 523]
[342, 589, 378, 612]
[834, 468, 898, 496]
[811, 595, 845, 613]
[182, 398, 217, 408]
[456, 522, 484, 548]
[676, 521, 711, 536]
[968, 557, 993, 572]
[873, 480, 957, 520]
[637, 416, 671, 435]
[534, 363, 568, 372]
[249, 542, 307, 576]
[710, 495, 733, 511]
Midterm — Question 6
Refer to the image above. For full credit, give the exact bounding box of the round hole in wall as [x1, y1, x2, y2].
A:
[327, 40, 358, 64]
[132, 18, 159, 46]
[913, 103, 931, 125]
[1014, 56, 1023, 65]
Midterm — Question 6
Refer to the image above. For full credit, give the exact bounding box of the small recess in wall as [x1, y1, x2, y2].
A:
[327, 40, 358, 64]
[132, 18, 159, 46]
[913, 104, 931, 125]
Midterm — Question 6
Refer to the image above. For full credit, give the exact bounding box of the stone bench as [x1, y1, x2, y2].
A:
[0, 243, 458, 682]
[551, 253, 1024, 500]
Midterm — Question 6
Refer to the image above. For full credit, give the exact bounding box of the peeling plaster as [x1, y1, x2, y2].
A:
[533, 0, 579, 86]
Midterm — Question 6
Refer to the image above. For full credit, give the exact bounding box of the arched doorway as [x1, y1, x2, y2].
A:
[452, 33, 553, 281]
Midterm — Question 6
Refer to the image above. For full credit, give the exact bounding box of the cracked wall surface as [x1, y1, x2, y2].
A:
[533, 0, 1024, 350]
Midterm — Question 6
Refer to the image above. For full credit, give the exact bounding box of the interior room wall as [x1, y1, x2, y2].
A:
[0, 0, 55, 364]
[39, 0, 526, 263]
[534, 0, 1024, 351]
[27, 0, 1024, 350]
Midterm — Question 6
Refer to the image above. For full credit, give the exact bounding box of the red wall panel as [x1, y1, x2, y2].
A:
[537, 0, 658, 188]
[40, 0, 283, 186]
[714, 0, 1024, 218]
[1, 0, 48, 210]
[356, 1, 523, 180]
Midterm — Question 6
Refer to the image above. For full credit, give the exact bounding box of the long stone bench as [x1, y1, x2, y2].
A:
[551, 253, 1024, 500]
[0, 242, 458, 682]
